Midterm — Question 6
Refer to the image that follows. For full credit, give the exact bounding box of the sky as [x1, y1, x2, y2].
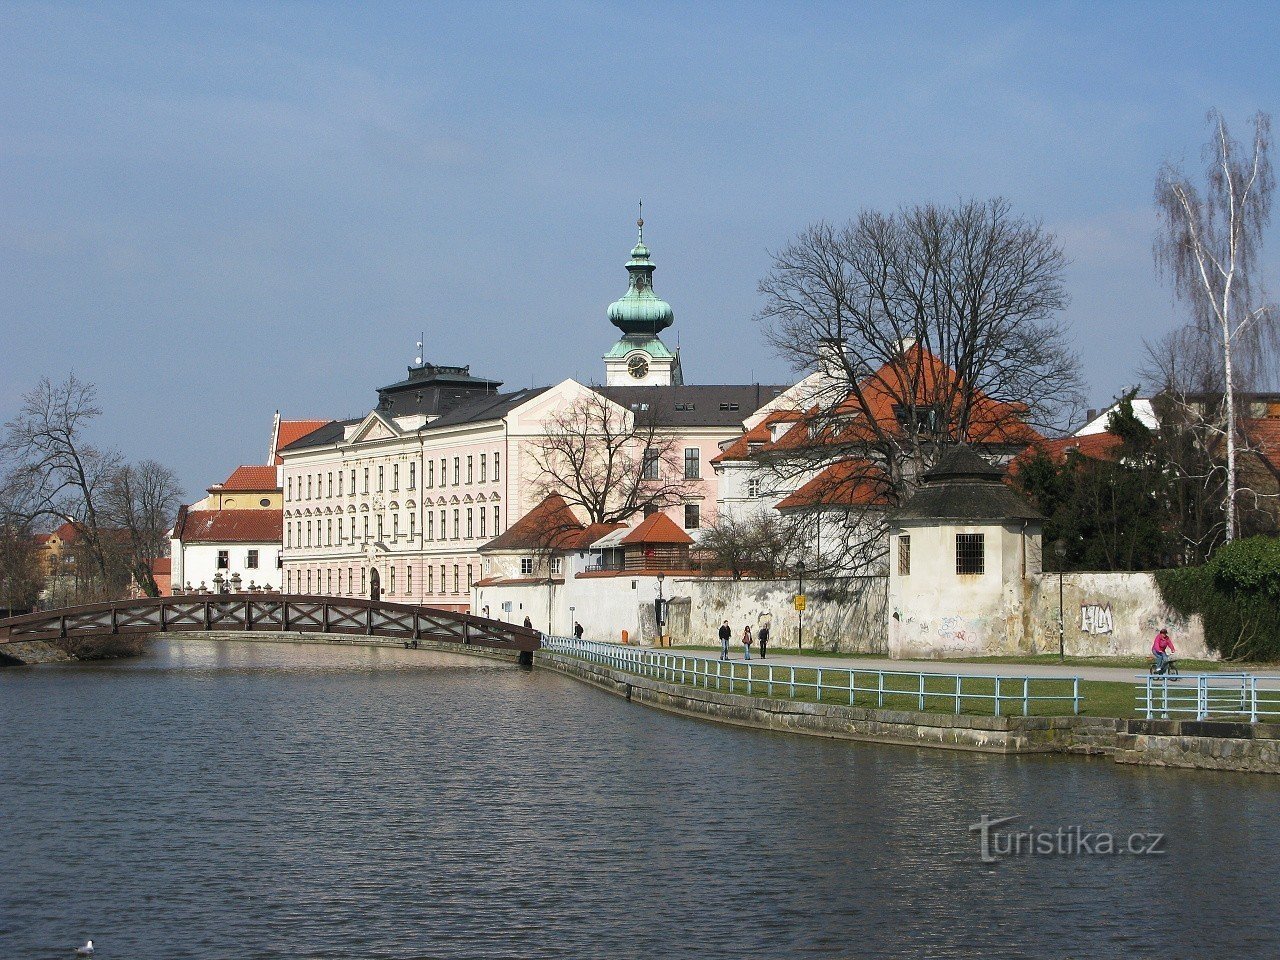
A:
[2, 1, 1278, 500]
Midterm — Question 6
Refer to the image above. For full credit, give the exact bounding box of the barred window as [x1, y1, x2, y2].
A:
[956, 533, 984, 575]
[898, 535, 911, 576]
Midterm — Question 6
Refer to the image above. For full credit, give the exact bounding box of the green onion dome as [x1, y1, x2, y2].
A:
[607, 218, 674, 335]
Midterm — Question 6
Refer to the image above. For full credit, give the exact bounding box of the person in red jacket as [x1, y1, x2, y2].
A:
[1152, 628, 1176, 674]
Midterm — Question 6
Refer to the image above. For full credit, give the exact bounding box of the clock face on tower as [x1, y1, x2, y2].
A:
[627, 354, 650, 380]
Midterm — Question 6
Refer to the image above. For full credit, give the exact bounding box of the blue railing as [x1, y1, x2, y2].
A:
[1136, 673, 1280, 722]
[542, 636, 1081, 716]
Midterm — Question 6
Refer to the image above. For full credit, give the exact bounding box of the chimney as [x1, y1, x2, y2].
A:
[817, 338, 848, 379]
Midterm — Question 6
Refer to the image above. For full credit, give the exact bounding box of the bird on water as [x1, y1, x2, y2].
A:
[75, 941, 94, 956]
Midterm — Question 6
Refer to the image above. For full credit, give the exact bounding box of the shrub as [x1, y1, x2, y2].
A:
[1156, 537, 1280, 661]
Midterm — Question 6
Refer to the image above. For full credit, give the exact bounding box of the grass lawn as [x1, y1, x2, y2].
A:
[595, 654, 1152, 717]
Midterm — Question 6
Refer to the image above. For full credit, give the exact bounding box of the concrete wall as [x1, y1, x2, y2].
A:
[667, 575, 887, 653]
[1027, 571, 1209, 659]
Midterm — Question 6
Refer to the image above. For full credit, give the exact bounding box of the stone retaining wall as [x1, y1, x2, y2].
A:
[537, 652, 1280, 774]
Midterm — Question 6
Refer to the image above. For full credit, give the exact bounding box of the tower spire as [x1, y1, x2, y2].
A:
[638, 199, 644, 242]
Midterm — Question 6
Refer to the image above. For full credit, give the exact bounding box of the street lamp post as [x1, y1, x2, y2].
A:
[796, 561, 806, 651]
[1054, 539, 1068, 662]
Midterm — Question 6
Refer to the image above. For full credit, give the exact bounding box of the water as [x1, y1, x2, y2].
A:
[2, 638, 1279, 959]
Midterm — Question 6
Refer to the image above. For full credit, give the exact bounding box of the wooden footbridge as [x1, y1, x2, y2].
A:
[0, 594, 541, 662]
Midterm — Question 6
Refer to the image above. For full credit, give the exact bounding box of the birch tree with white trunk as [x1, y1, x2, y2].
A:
[1154, 109, 1276, 542]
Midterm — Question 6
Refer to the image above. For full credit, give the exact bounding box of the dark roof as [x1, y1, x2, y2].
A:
[896, 444, 1043, 523]
[593, 384, 788, 427]
[922, 444, 1006, 482]
[426, 387, 550, 429]
[173, 506, 283, 543]
[278, 419, 357, 453]
[376, 362, 504, 418]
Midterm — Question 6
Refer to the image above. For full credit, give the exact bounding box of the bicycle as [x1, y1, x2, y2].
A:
[1149, 657, 1180, 679]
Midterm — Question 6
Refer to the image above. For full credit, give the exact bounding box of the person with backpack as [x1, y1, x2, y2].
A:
[718, 620, 731, 660]
[574, 621, 584, 639]
[758, 622, 770, 659]
[742, 624, 753, 660]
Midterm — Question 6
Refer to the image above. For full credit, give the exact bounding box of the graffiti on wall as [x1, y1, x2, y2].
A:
[1080, 603, 1114, 635]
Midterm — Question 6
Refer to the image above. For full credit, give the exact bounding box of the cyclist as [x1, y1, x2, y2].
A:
[1152, 627, 1176, 674]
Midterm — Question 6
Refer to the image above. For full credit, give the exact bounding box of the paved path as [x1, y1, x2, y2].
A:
[666, 648, 1280, 683]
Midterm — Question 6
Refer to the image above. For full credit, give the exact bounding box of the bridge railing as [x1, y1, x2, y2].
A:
[542, 636, 1082, 716]
[0, 594, 541, 653]
[1136, 673, 1280, 722]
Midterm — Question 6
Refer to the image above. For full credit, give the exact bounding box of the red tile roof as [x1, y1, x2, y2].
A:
[173, 507, 282, 544]
[774, 460, 893, 511]
[738, 346, 1043, 461]
[273, 420, 332, 464]
[620, 511, 694, 546]
[218, 465, 280, 491]
[480, 493, 606, 552]
[1009, 432, 1123, 475]
[711, 411, 800, 464]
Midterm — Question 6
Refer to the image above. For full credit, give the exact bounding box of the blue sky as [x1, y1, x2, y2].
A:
[2, 2, 1277, 498]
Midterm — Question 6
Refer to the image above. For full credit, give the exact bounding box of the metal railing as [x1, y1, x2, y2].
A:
[543, 636, 1082, 717]
[1137, 673, 1280, 722]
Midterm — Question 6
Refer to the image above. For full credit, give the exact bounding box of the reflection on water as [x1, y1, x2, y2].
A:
[2, 637, 1279, 959]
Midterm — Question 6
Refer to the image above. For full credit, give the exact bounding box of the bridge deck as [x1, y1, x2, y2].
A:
[0, 594, 541, 654]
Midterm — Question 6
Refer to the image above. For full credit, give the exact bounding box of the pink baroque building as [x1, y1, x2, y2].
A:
[277, 219, 788, 613]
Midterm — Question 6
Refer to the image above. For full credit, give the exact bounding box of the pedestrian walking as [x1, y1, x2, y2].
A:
[574, 621, 584, 639]
[718, 620, 731, 660]
[742, 625, 753, 660]
[758, 622, 770, 659]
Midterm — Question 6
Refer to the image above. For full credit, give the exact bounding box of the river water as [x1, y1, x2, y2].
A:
[2, 638, 1278, 959]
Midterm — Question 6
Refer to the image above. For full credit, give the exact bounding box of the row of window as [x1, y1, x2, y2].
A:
[215, 549, 281, 570]
[286, 506, 502, 549]
[286, 563, 474, 596]
[897, 533, 986, 577]
[641, 447, 703, 481]
[286, 453, 502, 503]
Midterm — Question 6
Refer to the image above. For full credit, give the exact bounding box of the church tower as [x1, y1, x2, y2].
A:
[603, 211, 683, 386]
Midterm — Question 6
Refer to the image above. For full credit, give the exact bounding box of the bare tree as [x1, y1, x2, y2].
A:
[1, 375, 122, 587]
[1154, 109, 1276, 541]
[696, 512, 799, 579]
[2, 374, 183, 601]
[529, 389, 692, 526]
[103, 459, 183, 597]
[754, 199, 1081, 573]
[0, 475, 46, 613]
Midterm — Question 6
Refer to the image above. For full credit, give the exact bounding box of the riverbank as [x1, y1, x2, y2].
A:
[537, 650, 1280, 774]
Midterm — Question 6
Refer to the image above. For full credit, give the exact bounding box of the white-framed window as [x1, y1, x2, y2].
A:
[550, 557, 562, 575]
[409, 462, 416, 490]
[480, 454, 487, 483]
[898, 534, 911, 576]
[453, 509, 460, 539]
[393, 464, 399, 491]
[520, 557, 534, 575]
[467, 456, 474, 484]
[747, 478, 761, 498]
[684, 447, 700, 479]
[466, 508, 473, 538]
[494, 451, 501, 482]
[453, 457, 460, 485]
[684, 504, 700, 530]
[479, 509, 487, 538]
[642, 448, 659, 480]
